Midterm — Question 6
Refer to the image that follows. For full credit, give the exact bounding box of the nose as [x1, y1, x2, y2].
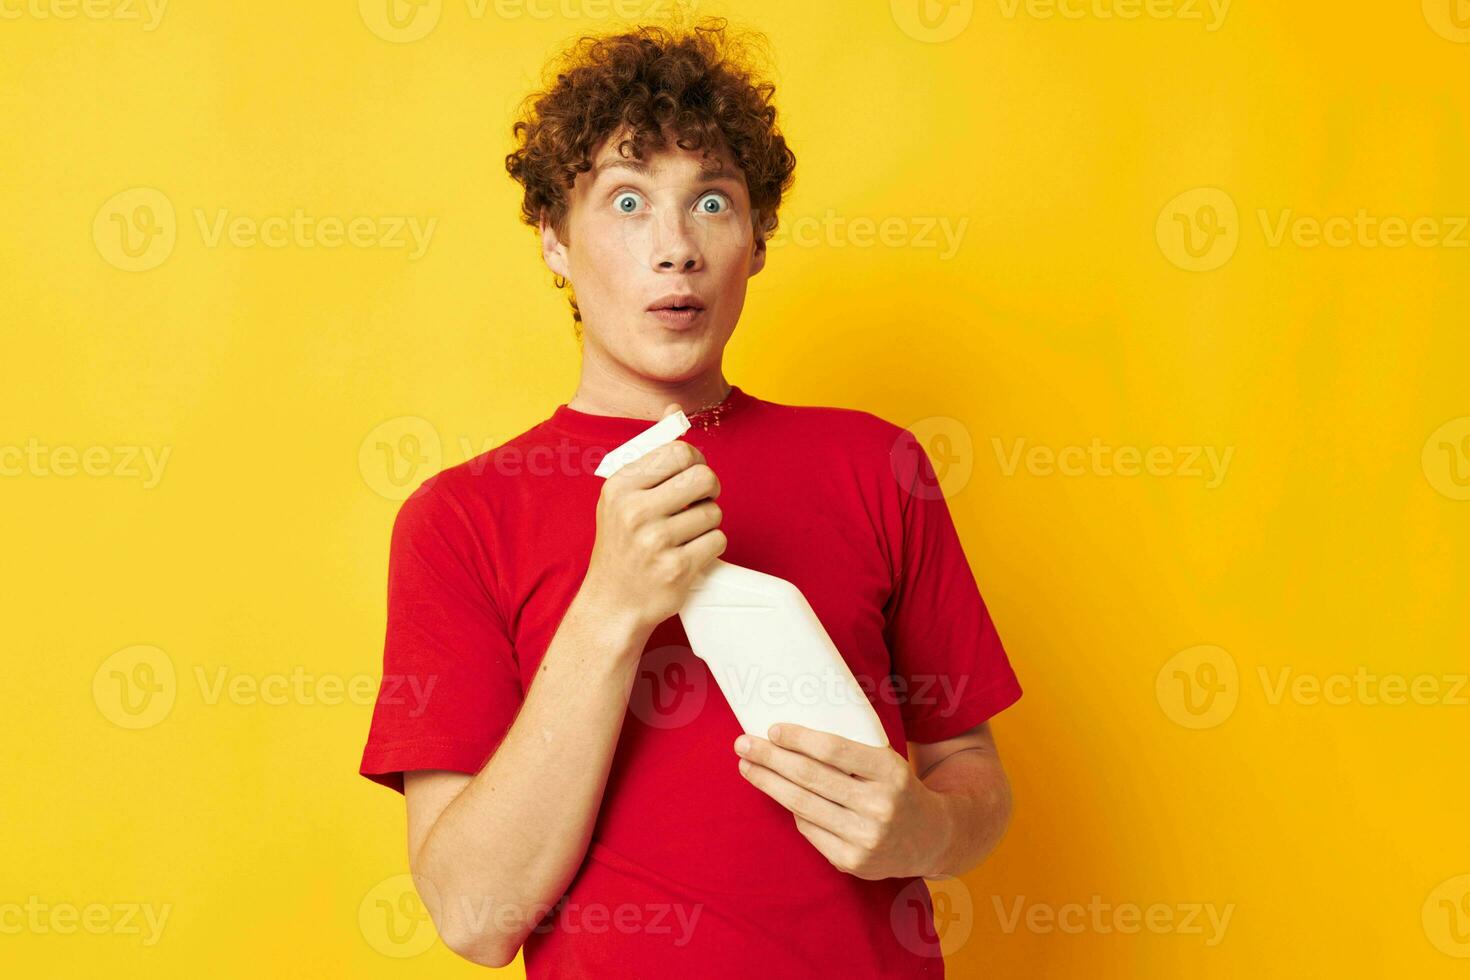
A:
[648, 208, 704, 273]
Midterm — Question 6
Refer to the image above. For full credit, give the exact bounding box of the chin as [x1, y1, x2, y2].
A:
[625, 344, 715, 380]
[636, 356, 712, 383]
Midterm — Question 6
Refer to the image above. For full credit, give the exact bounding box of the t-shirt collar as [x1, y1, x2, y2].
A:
[545, 384, 752, 440]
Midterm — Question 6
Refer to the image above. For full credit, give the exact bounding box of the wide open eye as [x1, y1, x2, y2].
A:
[695, 192, 730, 215]
[613, 191, 644, 214]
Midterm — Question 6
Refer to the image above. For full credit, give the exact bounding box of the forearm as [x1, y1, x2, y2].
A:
[918, 748, 1013, 879]
[415, 587, 650, 959]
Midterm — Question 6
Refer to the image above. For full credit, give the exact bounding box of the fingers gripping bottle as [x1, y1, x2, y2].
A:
[594, 410, 890, 748]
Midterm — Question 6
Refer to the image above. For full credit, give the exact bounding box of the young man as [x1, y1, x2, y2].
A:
[359, 19, 1022, 977]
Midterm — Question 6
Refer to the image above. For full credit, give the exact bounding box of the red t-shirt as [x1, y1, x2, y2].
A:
[359, 384, 1022, 978]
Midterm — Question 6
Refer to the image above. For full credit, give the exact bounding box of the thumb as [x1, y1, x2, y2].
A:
[661, 402, 684, 419]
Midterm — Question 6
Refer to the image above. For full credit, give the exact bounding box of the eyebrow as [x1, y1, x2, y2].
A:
[590, 156, 741, 185]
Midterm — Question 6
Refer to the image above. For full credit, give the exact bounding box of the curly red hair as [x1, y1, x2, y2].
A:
[504, 16, 797, 333]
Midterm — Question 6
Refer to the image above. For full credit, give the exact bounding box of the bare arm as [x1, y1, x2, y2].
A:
[404, 591, 650, 967]
[402, 406, 727, 967]
[907, 721, 1013, 878]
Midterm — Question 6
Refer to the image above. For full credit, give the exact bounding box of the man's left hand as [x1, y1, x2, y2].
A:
[733, 723, 950, 881]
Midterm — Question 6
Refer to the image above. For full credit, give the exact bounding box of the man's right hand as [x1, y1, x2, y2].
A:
[582, 403, 727, 634]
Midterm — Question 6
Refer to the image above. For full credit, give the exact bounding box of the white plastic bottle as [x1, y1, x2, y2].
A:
[595, 409, 889, 748]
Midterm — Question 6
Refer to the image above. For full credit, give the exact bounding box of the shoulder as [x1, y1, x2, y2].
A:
[748, 395, 949, 514]
[752, 392, 916, 448]
[750, 393, 925, 479]
[389, 419, 557, 533]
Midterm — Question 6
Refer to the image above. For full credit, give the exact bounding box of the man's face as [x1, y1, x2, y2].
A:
[540, 126, 766, 383]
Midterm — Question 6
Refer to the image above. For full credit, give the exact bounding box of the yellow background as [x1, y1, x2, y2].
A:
[3, 0, 1467, 975]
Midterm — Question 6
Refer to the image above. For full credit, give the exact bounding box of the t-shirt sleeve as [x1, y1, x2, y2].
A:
[883, 427, 1022, 744]
[358, 480, 524, 795]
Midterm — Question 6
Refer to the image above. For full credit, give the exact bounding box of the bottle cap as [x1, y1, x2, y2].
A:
[593, 411, 692, 478]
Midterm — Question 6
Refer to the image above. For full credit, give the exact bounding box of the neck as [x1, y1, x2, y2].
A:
[567, 363, 732, 421]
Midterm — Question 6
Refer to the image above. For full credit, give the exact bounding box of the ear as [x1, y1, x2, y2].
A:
[540, 211, 570, 280]
[749, 223, 767, 278]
